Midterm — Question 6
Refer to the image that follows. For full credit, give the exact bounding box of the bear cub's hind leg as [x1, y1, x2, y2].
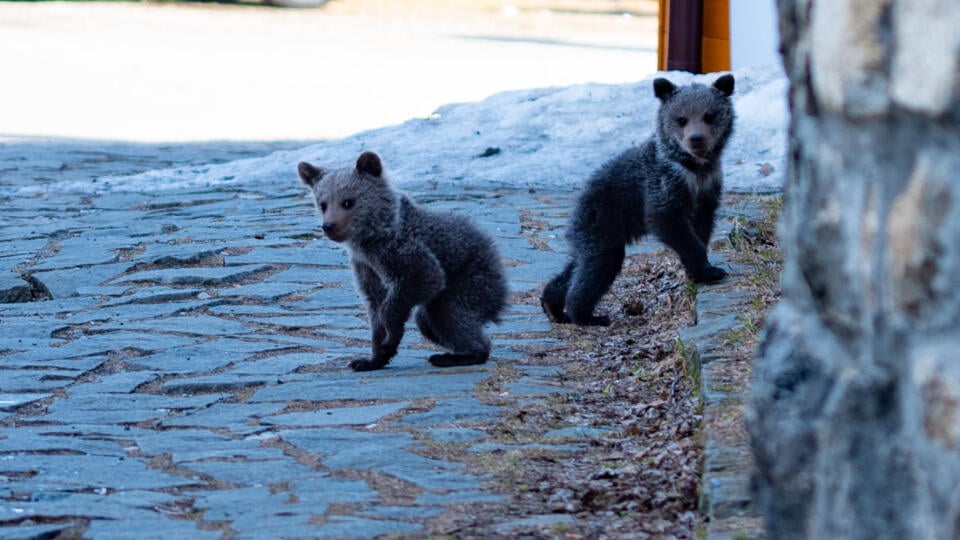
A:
[415, 303, 491, 367]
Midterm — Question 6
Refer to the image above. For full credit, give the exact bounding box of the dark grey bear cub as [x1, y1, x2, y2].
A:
[542, 74, 735, 326]
[299, 151, 508, 371]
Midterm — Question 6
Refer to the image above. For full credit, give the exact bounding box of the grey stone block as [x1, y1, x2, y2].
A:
[416, 490, 505, 505]
[425, 427, 488, 443]
[543, 426, 612, 440]
[491, 513, 578, 535]
[262, 401, 410, 427]
[160, 402, 283, 430]
[311, 516, 423, 538]
[0, 393, 52, 412]
[266, 265, 350, 285]
[0, 275, 36, 303]
[40, 393, 225, 425]
[217, 281, 313, 301]
[114, 264, 273, 286]
[84, 518, 221, 540]
[250, 369, 490, 403]
[0, 370, 76, 392]
[32, 263, 128, 298]
[399, 397, 500, 426]
[0, 454, 196, 492]
[96, 314, 251, 336]
[182, 458, 321, 487]
[0, 523, 76, 540]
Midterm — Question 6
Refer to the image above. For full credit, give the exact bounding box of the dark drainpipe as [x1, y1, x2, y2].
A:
[666, 0, 703, 73]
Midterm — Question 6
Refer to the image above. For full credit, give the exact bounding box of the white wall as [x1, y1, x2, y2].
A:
[730, 0, 781, 68]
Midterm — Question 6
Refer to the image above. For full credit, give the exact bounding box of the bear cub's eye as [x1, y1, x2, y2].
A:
[676, 116, 688, 127]
[703, 112, 715, 125]
[319, 202, 328, 212]
[341, 199, 355, 210]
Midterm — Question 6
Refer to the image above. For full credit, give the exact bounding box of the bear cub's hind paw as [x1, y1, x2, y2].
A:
[428, 353, 487, 368]
[691, 265, 728, 284]
[349, 357, 389, 372]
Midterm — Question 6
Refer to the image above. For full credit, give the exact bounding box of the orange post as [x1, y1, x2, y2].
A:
[701, 0, 731, 72]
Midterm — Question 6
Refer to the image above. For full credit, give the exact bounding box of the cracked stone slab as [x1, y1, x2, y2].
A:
[159, 374, 275, 395]
[28, 240, 125, 271]
[250, 368, 492, 403]
[312, 516, 423, 538]
[216, 281, 314, 301]
[66, 300, 211, 324]
[31, 263, 128, 299]
[113, 264, 274, 286]
[491, 513, 579, 535]
[262, 401, 410, 427]
[0, 370, 77, 392]
[133, 428, 285, 464]
[251, 313, 366, 330]
[188, 483, 372, 534]
[0, 275, 47, 303]
[425, 427, 489, 443]
[280, 427, 482, 491]
[128, 341, 264, 374]
[416, 490, 506, 505]
[39, 393, 226, 425]
[222, 245, 318, 265]
[0, 454, 197, 493]
[544, 426, 612, 440]
[0, 429, 129, 455]
[160, 401, 284, 431]
[469, 442, 586, 454]
[265, 265, 350, 285]
[181, 458, 322, 487]
[223, 353, 335, 376]
[360, 505, 445, 520]
[103, 287, 206, 306]
[0, 393, 53, 412]
[0, 349, 108, 371]
[0, 523, 74, 540]
[85, 518, 222, 540]
[399, 397, 500, 426]
[96, 314, 252, 336]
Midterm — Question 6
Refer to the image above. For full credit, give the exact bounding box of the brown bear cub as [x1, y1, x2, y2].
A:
[542, 74, 736, 326]
[298, 151, 508, 371]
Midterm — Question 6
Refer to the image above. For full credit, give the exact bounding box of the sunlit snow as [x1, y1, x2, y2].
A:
[29, 64, 788, 195]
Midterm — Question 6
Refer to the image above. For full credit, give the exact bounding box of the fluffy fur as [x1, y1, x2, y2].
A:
[299, 151, 508, 371]
[542, 74, 736, 326]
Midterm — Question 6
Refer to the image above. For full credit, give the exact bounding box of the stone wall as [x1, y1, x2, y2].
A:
[747, 1, 960, 538]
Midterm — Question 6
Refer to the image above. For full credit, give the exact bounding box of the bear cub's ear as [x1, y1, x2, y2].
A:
[713, 74, 735, 97]
[653, 78, 677, 101]
[356, 151, 383, 178]
[298, 162, 325, 187]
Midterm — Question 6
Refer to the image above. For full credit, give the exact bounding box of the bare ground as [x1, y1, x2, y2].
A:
[416, 194, 783, 539]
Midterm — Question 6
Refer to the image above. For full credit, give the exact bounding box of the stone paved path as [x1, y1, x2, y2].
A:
[0, 140, 590, 538]
[1, 140, 763, 539]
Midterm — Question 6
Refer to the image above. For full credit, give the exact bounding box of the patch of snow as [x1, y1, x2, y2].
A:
[21, 64, 788, 195]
